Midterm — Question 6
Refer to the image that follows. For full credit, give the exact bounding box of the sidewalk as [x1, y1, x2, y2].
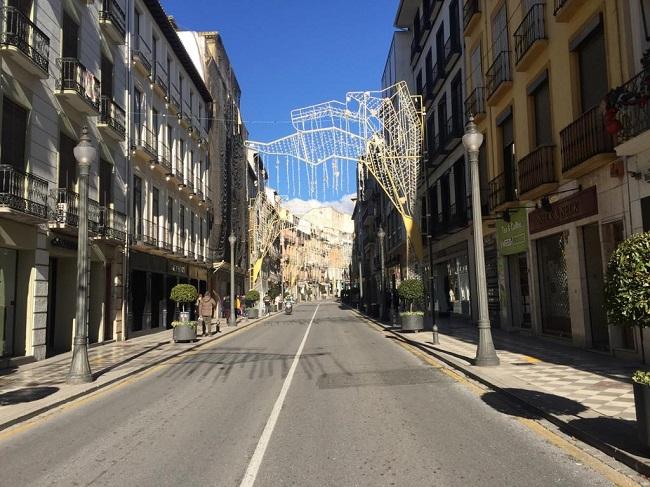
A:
[362, 311, 649, 476]
[0, 315, 267, 432]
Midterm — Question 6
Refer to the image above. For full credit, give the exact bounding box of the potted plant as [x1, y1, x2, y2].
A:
[268, 283, 281, 311]
[604, 232, 650, 447]
[170, 283, 198, 342]
[245, 289, 260, 319]
[398, 278, 424, 332]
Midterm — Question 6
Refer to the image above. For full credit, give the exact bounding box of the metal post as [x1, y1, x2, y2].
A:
[464, 118, 499, 366]
[378, 227, 386, 321]
[67, 127, 95, 384]
[229, 232, 236, 326]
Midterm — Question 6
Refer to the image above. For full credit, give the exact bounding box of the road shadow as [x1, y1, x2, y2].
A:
[481, 388, 587, 419]
[568, 416, 648, 457]
[92, 341, 168, 380]
[0, 386, 59, 406]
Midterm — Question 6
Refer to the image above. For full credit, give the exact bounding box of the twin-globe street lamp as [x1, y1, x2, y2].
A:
[229, 232, 236, 326]
[462, 117, 499, 366]
[66, 127, 96, 384]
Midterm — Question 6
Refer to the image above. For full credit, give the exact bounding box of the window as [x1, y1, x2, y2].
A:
[99, 160, 112, 206]
[499, 112, 516, 199]
[134, 175, 142, 236]
[451, 73, 463, 127]
[1, 97, 28, 171]
[152, 36, 158, 66]
[449, 0, 459, 41]
[152, 187, 159, 241]
[492, 3, 508, 60]
[470, 43, 482, 90]
[152, 108, 159, 147]
[531, 76, 553, 146]
[190, 91, 194, 111]
[180, 204, 185, 240]
[416, 70, 423, 95]
[101, 55, 113, 98]
[436, 25, 445, 63]
[9, 0, 32, 16]
[134, 88, 143, 142]
[575, 21, 608, 112]
[190, 211, 195, 242]
[437, 98, 447, 139]
[62, 11, 79, 58]
[166, 57, 172, 87]
[167, 196, 174, 243]
[425, 49, 433, 83]
[453, 158, 467, 214]
[58, 133, 76, 190]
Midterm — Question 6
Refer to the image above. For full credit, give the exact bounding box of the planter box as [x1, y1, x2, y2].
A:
[248, 308, 259, 319]
[400, 314, 424, 332]
[634, 382, 650, 449]
[173, 325, 197, 342]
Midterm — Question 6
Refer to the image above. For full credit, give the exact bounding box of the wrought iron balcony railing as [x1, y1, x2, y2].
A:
[0, 6, 49, 73]
[465, 86, 486, 118]
[98, 207, 126, 241]
[486, 51, 512, 99]
[514, 3, 546, 66]
[133, 218, 159, 246]
[167, 83, 180, 109]
[132, 36, 151, 73]
[174, 155, 183, 182]
[560, 106, 613, 173]
[0, 164, 48, 219]
[607, 65, 650, 145]
[158, 141, 172, 171]
[151, 62, 168, 93]
[518, 145, 556, 195]
[133, 124, 157, 158]
[444, 35, 461, 69]
[50, 188, 100, 232]
[445, 114, 464, 146]
[56, 58, 101, 110]
[99, 96, 126, 137]
[99, 0, 126, 39]
[488, 167, 518, 210]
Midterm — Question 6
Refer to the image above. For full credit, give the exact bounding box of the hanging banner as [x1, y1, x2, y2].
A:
[496, 208, 529, 255]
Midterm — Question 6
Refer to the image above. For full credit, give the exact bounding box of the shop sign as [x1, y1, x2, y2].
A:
[167, 261, 187, 276]
[496, 208, 529, 256]
[189, 265, 208, 281]
[51, 237, 77, 250]
[529, 186, 598, 234]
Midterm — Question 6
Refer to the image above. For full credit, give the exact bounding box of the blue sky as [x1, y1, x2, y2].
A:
[164, 0, 398, 209]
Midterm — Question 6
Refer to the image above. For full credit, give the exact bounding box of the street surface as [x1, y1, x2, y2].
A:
[0, 302, 623, 486]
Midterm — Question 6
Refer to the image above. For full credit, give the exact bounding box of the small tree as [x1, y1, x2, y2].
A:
[398, 278, 424, 313]
[245, 289, 260, 307]
[268, 282, 281, 300]
[604, 232, 650, 365]
[170, 284, 198, 312]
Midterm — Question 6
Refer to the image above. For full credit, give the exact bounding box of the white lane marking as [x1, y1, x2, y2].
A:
[239, 304, 320, 487]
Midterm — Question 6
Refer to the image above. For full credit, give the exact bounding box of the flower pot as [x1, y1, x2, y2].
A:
[248, 308, 259, 319]
[634, 382, 650, 449]
[173, 325, 196, 342]
[400, 313, 423, 332]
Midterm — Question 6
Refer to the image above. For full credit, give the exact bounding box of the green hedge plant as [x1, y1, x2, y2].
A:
[171, 320, 197, 329]
[398, 278, 424, 314]
[170, 284, 198, 312]
[245, 289, 260, 307]
[604, 232, 650, 370]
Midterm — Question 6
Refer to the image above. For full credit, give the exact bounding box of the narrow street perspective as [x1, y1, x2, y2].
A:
[0, 302, 634, 486]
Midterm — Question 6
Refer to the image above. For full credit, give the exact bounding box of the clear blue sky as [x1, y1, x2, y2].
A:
[164, 0, 398, 201]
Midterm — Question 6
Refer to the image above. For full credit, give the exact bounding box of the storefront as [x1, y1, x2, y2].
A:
[496, 208, 531, 330]
[430, 242, 471, 319]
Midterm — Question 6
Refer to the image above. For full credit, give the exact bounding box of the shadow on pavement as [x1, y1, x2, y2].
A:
[92, 341, 168, 380]
[481, 388, 587, 419]
[569, 417, 649, 458]
[0, 386, 59, 406]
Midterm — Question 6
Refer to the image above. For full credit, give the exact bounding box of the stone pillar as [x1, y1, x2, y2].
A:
[31, 229, 49, 360]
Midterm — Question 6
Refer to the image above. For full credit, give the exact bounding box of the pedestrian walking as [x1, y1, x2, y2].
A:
[235, 295, 241, 318]
[197, 293, 217, 336]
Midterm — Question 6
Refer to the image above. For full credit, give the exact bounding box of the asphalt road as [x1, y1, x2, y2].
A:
[0, 302, 620, 486]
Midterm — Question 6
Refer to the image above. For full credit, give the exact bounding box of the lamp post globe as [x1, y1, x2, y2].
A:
[463, 117, 499, 366]
[229, 232, 236, 326]
[67, 127, 96, 384]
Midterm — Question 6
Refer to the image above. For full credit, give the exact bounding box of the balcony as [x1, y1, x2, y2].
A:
[150, 62, 168, 98]
[97, 207, 126, 242]
[0, 165, 48, 222]
[427, 132, 447, 168]
[179, 104, 191, 128]
[463, 0, 481, 35]
[99, 0, 125, 45]
[167, 83, 180, 114]
[424, 65, 445, 108]
[49, 189, 101, 234]
[157, 141, 173, 174]
[447, 197, 471, 233]
[131, 36, 151, 76]
[560, 106, 615, 178]
[514, 4, 547, 72]
[518, 145, 557, 200]
[444, 115, 464, 150]
[486, 51, 512, 106]
[185, 172, 195, 195]
[98, 96, 126, 141]
[132, 218, 159, 248]
[488, 168, 518, 211]
[465, 87, 486, 121]
[162, 233, 173, 253]
[410, 33, 422, 62]
[553, 0, 588, 23]
[55, 58, 101, 114]
[174, 155, 183, 184]
[132, 125, 157, 162]
[444, 35, 461, 71]
[0, 6, 49, 77]
[424, 0, 442, 25]
[606, 66, 650, 155]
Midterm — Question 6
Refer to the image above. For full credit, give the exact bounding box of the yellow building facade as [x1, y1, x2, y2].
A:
[465, 0, 639, 357]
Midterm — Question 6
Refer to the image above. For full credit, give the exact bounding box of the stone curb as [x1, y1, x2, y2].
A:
[0, 313, 276, 433]
[346, 306, 650, 478]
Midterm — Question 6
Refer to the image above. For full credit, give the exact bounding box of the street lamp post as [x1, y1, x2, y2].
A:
[463, 117, 499, 366]
[229, 232, 236, 326]
[67, 127, 96, 384]
[377, 226, 386, 321]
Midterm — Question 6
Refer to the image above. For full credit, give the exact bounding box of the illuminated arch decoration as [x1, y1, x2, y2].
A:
[245, 81, 425, 262]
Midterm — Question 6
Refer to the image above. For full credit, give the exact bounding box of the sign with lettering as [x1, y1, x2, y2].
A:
[167, 261, 187, 276]
[529, 186, 598, 234]
[496, 208, 529, 255]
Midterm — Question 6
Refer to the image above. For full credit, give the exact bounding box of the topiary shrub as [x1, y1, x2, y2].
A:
[170, 284, 198, 312]
[268, 282, 281, 300]
[605, 232, 650, 366]
[245, 289, 260, 307]
[398, 278, 424, 313]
